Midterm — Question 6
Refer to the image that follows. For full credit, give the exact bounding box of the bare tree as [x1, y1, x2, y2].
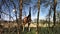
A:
[36, 0, 40, 34]
[53, 0, 57, 27]
[17, 0, 23, 34]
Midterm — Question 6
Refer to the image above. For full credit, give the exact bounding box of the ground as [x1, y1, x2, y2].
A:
[0, 27, 60, 34]
[0, 23, 60, 34]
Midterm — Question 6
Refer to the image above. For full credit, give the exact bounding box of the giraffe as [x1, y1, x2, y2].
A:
[22, 7, 31, 32]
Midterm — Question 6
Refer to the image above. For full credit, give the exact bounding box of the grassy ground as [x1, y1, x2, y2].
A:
[1, 27, 60, 34]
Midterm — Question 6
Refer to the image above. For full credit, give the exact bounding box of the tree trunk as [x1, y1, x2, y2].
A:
[12, 1, 18, 34]
[52, 0, 57, 31]
[46, 5, 52, 34]
[36, 0, 40, 34]
[53, 0, 57, 27]
[48, 5, 52, 34]
[18, 0, 23, 34]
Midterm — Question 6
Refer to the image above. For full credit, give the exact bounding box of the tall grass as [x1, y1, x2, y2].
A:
[2, 27, 60, 34]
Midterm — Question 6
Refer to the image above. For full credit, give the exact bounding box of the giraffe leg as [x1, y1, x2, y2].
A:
[28, 23, 30, 32]
[23, 25, 25, 32]
[29, 26, 30, 32]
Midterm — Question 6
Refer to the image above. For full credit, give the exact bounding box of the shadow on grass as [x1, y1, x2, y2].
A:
[2, 27, 60, 34]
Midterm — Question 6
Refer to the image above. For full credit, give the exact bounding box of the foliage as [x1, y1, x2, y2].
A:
[2, 27, 60, 34]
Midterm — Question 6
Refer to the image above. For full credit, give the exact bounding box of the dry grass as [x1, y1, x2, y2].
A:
[1, 23, 60, 28]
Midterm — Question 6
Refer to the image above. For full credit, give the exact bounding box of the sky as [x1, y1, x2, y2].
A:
[0, 0, 60, 21]
[22, 0, 50, 20]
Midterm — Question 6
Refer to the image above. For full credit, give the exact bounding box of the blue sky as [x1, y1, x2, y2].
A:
[23, 2, 50, 20]
[0, 0, 60, 21]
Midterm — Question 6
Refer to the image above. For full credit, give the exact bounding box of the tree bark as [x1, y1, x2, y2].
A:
[53, 0, 57, 27]
[36, 0, 40, 34]
[48, 5, 52, 34]
[18, 0, 23, 34]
